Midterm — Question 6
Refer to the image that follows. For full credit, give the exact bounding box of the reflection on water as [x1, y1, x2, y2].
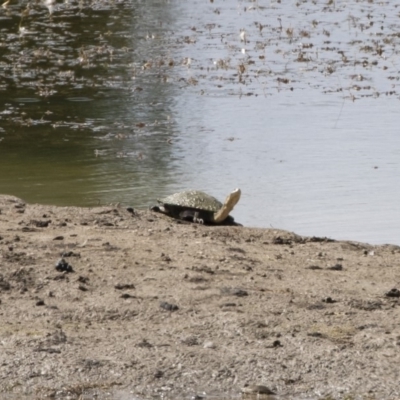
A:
[1, 0, 400, 244]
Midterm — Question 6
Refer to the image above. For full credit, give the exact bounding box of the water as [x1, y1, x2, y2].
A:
[1, 0, 400, 244]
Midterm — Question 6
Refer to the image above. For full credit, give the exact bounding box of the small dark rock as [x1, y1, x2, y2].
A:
[232, 288, 248, 297]
[21, 227, 37, 232]
[323, 297, 337, 303]
[191, 266, 214, 274]
[36, 299, 45, 306]
[220, 302, 237, 307]
[78, 276, 89, 284]
[273, 236, 292, 245]
[120, 293, 135, 299]
[160, 301, 179, 311]
[186, 276, 208, 283]
[308, 332, 323, 338]
[101, 222, 114, 227]
[154, 370, 163, 378]
[78, 285, 88, 291]
[115, 283, 135, 290]
[161, 253, 172, 262]
[272, 340, 283, 347]
[385, 288, 400, 298]
[53, 236, 64, 241]
[55, 258, 74, 273]
[62, 251, 80, 258]
[307, 265, 322, 270]
[31, 220, 51, 228]
[328, 264, 343, 271]
[136, 339, 152, 348]
[221, 287, 248, 297]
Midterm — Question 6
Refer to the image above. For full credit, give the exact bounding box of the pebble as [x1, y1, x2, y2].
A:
[385, 288, 400, 298]
[328, 263, 343, 271]
[160, 301, 179, 311]
[55, 258, 74, 273]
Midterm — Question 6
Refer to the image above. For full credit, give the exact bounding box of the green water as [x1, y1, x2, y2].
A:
[0, 0, 181, 207]
[1, 0, 400, 246]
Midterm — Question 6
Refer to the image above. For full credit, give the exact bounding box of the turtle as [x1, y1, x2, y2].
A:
[151, 188, 241, 225]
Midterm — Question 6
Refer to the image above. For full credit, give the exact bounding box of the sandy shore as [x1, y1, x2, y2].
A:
[0, 194, 400, 399]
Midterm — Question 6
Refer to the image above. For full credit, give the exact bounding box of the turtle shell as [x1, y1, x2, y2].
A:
[158, 190, 222, 212]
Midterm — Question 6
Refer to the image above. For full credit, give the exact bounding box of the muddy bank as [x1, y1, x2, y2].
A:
[0, 194, 399, 399]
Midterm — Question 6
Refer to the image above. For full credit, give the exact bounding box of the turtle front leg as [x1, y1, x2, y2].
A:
[193, 212, 204, 224]
[179, 210, 203, 224]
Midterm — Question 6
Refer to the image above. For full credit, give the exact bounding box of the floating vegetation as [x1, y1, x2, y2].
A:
[0, 0, 399, 137]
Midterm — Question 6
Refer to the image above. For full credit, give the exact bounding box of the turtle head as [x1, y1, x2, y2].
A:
[213, 188, 241, 223]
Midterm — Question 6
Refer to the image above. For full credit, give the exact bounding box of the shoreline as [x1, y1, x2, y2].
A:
[1, 194, 399, 399]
